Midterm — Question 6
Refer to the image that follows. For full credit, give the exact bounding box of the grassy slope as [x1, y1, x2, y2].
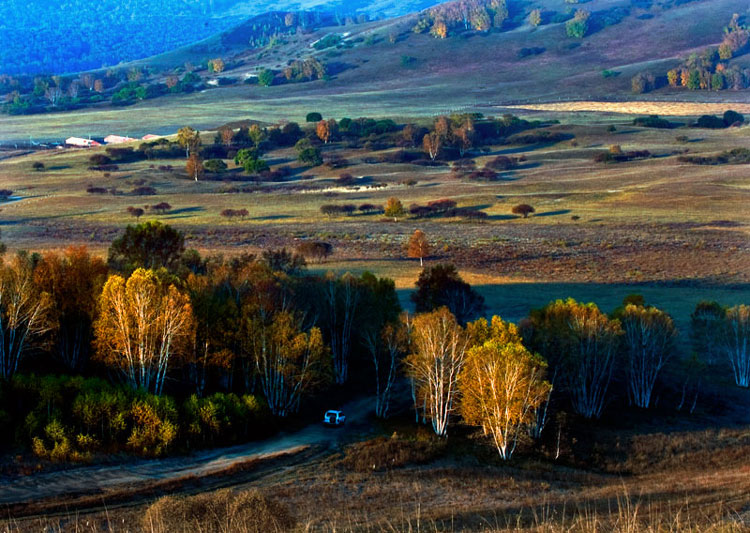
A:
[0, 0, 747, 142]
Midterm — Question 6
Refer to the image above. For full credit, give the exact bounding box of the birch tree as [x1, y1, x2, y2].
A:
[724, 305, 750, 387]
[467, 315, 553, 439]
[460, 332, 551, 460]
[690, 301, 725, 365]
[94, 269, 195, 395]
[621, 304, 677, 408]
[0, 256, 54, 379]
[324, 273, 360, 385]
[527, 299, 622, 419]
[252, 311, 328, 416]
[405, 307, 468, 436]
[364, 316, 409, 419]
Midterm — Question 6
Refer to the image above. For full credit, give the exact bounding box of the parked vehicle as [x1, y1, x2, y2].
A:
[323, 410, 346, 427]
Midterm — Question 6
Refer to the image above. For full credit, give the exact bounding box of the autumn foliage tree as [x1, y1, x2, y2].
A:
[407, 229, 431, 266]
[423, 132, 443, 161]
[384, 197, 406, 222]
[177, 126, 201, 158]
[94, 268, 195, 395]
[33, 247, 108, 371]
[460, 316, 551, 459]
[186, 153, 204, 182]
[526, 299, 622, 419]
[620, 304, 677, 408]
[0, 256, 54, 379]
[251, 311, 328, 416]
[405, 307, 469, 436]
[316, 119, 337, 144]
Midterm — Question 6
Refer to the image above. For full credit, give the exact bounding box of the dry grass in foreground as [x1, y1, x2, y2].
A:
[3, 492, 750, 532]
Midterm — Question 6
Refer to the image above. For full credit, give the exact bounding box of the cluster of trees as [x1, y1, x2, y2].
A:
[283, 58, 327, 82]
[1, 68, 204, 115]
[413, 0, 510, 38]
[565, 9, 590, 38]
[664, 15, 750, 92]
[0, 226, 748, 462]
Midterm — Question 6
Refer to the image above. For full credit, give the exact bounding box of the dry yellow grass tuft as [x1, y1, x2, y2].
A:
[142, 489, 294, 533]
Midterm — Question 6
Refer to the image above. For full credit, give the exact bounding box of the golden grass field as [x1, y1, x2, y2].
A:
[505, 102, 750, 116]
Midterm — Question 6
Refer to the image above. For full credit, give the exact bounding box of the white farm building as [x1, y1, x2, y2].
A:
[104, 135, 138, 144]
[65, 137, 101, 148]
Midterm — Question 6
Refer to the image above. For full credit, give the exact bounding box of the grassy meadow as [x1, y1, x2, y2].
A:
[1, 112, 749, 345]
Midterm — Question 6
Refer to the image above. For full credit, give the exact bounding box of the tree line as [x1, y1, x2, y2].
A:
[0, 222, 747, 462]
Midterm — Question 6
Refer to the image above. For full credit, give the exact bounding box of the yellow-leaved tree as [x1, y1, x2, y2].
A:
[250, 311, 329, 417]
[94, 268, 195, 395]
[405, 307, 468, 436]
[0, 256, 55, 379]
[461, 316, 551, 460]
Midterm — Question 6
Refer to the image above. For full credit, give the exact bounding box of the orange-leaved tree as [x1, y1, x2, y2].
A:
[33, 247, 108, 372]
[407, 229, 430, 266]
[384, 197, 406, 222]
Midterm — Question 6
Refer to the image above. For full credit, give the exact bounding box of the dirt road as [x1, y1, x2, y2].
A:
[0, 395, 374, 507]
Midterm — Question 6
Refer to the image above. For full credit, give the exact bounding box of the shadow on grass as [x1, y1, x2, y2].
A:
[168, 207, 205, 216]
[252, 214, 292, 221]
[535, 209, 572, 218]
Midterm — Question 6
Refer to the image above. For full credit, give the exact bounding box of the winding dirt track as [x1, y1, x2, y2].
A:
[0, 396, 373, 512]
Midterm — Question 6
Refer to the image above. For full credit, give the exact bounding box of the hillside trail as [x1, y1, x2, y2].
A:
[0, 395, 374, 506]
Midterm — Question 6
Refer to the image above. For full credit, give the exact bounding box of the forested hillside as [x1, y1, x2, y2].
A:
[0, 0, 247, 75]
[0, 0, 442, 76]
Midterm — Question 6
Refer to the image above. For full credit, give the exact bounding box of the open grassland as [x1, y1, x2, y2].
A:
[1, 114, 749, 355]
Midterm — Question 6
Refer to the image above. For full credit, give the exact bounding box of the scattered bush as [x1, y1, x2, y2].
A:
[127, 206, 145, 219]
[633, 115, 673, 129]
[594, 150, 651, 163]
[32, 162, 45, 171]
[512, 204, 535, 218]
[131, 186, 157, 196]
[695, 115, 727, 129]
[296, 241, 333, 263]
[220, 208, 249, 219]
[204, 159, 228, 173]
[89, 154, 113, 166]
[678, 148, 750, 165]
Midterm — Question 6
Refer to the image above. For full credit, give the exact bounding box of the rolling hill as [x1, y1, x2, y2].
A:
[0, 0, 748, 142]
